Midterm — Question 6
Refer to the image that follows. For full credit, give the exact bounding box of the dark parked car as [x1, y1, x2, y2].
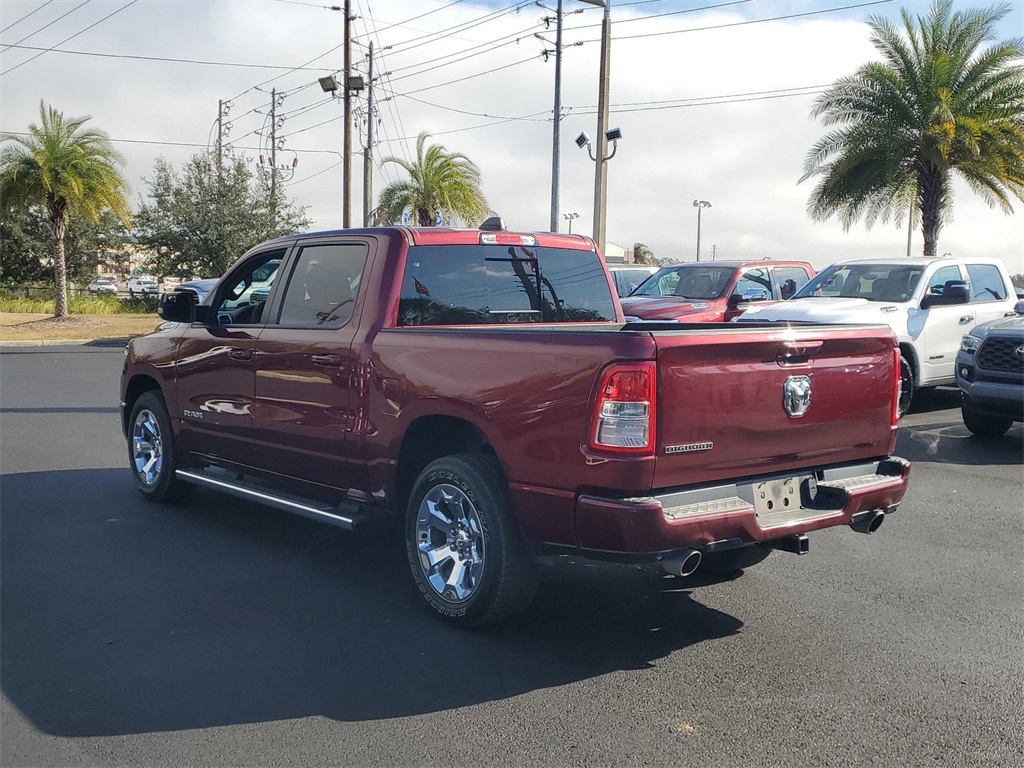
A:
[175, 278, 218, 303]
[607, 265, 658, 297]
[955, 303, 1024, 436]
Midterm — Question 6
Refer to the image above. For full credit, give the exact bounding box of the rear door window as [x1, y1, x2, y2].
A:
[965, 264, 1009, 303]
[397, 245, 615, 326]
[277, 243, 368, 327]
[773, 266, 811, 299]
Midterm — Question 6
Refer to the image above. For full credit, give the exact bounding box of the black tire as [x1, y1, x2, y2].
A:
[127, 390, 194, 502]
[406, 453, 540, 628]
[700, 543, 773, 574]
[897, 354, 914, 418]
[961, 397, 1013, 437]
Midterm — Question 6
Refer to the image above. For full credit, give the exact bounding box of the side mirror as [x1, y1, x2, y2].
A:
[729, 288, 769, 307]
[920, 280, 970, 309]
[158, 291, 196, 323]
[1014, 301, 1024, 315]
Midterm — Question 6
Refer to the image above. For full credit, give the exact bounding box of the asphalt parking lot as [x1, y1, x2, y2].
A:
[1, 345, 1021, 767]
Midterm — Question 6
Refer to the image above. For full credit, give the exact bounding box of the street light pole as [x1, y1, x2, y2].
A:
[693, 199, 711, 261]
[563, 211, 579, 234]
[550, 0, 564, 232]
[592, 0, 611, 254]
[363, 41, 374, 227]
[342, 0, 352, 228]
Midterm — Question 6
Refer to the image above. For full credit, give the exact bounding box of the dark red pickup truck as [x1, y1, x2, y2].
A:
[620, 260, 815, 322]
[122, 221, 910, 626]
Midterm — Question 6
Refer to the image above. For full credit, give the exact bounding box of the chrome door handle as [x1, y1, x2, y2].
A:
[959, 315, 974, 324]
[312, 354, 342, 367]
[228, 348, 254, 361]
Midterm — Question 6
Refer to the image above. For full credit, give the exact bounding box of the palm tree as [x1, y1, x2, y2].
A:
[373, 132, 489, 227]
[801, 0, 1024, 256]
[0, 101, 131, 318]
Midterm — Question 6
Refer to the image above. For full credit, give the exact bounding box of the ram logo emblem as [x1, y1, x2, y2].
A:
[783, 375, 812, 418]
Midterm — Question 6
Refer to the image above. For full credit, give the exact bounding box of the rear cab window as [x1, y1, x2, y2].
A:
[396, 244, 616, 326]
[965, 263, 1009, 303]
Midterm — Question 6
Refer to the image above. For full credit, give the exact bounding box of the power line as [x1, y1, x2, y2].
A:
[0, 42, 338, 73]
[564, 0, 894, 44]
[2, 0, 140, 77]
[2, 0, 90, 48]
[383, 0, 534, 55]
[387, 21, 542, 82]
[355, 0, 468, 39]
[0, 0, 57, 33]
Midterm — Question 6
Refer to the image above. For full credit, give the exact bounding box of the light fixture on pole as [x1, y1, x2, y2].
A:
[576, 126, 621, 255]
[577, 0, 613, 256]
[563, 211, 579, 234]
[693, 199, 711, 261]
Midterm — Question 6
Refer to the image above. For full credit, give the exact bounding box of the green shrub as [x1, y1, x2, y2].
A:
[0, 287, 158, 314]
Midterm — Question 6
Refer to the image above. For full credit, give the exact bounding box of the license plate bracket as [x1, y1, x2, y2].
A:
[753, 476, 810, 517]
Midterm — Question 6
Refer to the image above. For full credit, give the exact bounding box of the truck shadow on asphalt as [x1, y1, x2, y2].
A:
[898, 389, 1023, 467]
[0, 469, 743, 737]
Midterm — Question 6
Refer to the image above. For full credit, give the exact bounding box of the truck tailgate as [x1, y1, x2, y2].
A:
[651, 323, 898, 489]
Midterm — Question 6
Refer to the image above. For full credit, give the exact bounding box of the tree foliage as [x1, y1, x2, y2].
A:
[0, 101, 131, 317]
[632, 242, 655, 265]
[133, 153, 310, 278]
[801, 0, 1024, 256]
[373, 132, 489, 227]
[1, 205, 130, 284]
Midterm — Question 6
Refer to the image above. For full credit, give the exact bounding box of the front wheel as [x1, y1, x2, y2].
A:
[406, 453, 540, 628]
[961, 398, 1013, 437]
[128, 391, 193, 502]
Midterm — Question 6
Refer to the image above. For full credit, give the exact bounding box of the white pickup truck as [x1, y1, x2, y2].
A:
[738, 256, 1019, 415]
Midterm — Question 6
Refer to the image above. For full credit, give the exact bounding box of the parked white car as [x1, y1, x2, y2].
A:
[87, 277, 118, 295]
[125, 275, 159, 296]
[739, 256, 1019, 415]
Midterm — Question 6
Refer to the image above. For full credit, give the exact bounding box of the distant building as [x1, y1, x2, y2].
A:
[603, 242, 629, 264]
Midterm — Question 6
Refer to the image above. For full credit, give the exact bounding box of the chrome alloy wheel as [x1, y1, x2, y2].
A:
[415, 484, 485, 603]
[132, 408, 164, 487]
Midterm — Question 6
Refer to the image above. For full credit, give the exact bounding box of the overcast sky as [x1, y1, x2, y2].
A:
[2, 0, 1022, 274]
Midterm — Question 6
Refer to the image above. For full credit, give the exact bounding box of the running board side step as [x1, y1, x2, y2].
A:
[176, 469, 366, 530]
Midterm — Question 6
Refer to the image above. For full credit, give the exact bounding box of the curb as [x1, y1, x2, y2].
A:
[0, 338, 130, 348]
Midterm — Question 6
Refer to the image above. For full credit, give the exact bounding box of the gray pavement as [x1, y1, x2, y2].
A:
[1, 347, 1021, 767]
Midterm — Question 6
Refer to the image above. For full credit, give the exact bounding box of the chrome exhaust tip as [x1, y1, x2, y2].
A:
[661, 548, 702, 578]
[851, 510, 885, 534]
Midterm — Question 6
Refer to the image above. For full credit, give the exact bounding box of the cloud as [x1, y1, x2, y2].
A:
[2, 0, 1021, 274]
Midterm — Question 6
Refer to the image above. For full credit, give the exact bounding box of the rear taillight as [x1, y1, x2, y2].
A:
[892, 347, 902, 425]
[589, 362, 656, 454]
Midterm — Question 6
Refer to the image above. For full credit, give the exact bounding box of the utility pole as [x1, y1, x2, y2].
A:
[363, 41, 374, 227]
[550, 0, 564, 232]
[216, 99, 224, 170]
[343, 0, 352, 228]
[270, 87, 278, 206]
[592, 0, 611, 254]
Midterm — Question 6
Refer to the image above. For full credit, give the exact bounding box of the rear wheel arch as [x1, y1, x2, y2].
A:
[396, 415, 497, 514]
